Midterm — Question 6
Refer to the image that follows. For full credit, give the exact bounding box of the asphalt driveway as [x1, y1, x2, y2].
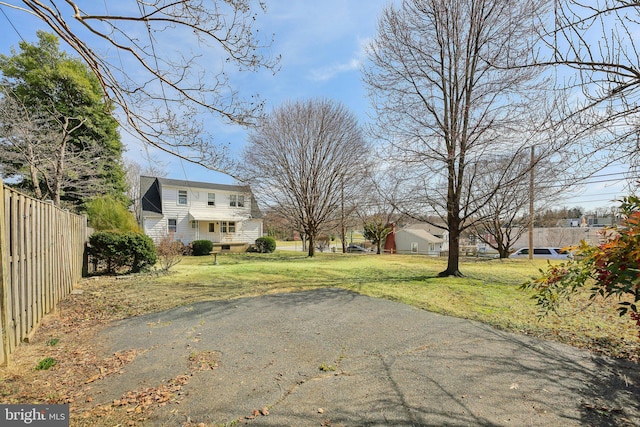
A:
[92, 289, 639, 426]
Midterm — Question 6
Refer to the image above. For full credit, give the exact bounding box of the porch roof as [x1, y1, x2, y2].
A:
[189, 210, 236, 221]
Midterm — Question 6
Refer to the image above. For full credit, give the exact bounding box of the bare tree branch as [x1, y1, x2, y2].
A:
[1, 1, 280, 172]
[524, 0, 640, 166]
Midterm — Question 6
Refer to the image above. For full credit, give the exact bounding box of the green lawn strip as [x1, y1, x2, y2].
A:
[85, 252, 638, 360]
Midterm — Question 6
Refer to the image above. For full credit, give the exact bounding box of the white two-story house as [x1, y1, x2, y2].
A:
[139, 176, 263, 251]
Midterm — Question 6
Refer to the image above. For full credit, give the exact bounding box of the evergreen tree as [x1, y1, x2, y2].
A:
[0, 31, 127, 209]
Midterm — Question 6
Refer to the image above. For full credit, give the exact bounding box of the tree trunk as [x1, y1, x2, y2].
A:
[53, 140, 66, 206]
[307, 232, 315, 257]
[438, 206, 463, 277]
[439, 222, 462, 277]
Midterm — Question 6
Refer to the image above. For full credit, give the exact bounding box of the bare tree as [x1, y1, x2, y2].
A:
[469, 154, 562, 258]
[531, 1, 640, 166]
[354, 168, 403, 254]
[1, 1, 279, 172]
[241, 98, 369, 257]
[0, 88, 107, 206]
[363, 0, 564, 276]
[0, 88, 48, 198]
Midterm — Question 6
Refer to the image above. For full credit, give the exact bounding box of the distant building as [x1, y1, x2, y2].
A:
[385, 223, 447, 256]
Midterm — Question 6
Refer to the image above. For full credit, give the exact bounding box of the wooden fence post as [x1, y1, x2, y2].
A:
[0, 179, 8, 366]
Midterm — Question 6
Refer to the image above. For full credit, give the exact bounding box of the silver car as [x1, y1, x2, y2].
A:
[510, 247, 573, 260]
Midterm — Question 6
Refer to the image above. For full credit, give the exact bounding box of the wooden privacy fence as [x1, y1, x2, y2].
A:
[0, 181, 87, 366]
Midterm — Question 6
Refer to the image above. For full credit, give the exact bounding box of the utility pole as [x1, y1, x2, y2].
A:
[340, 176, 346, 253]
[528, 145, 534, 261]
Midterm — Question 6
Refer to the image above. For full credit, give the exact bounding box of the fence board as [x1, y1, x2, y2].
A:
[0, 182, 87, 366]
[0, 182, 7, 365]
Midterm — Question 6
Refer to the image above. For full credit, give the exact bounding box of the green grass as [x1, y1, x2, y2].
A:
[86, 251, 639, 360]
[35, 357, 57, 370]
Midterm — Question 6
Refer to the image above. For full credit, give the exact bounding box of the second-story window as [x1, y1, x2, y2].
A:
[208, 193, 215, 206]
[230, 194, 245, 207]
[178, 190, 188, 205]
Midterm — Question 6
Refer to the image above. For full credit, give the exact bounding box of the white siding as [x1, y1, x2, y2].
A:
[143, 217, 166, 242]
[395, 231, 442, 256]
[238, 220, 263, 243]
[157, 184, 261, 245]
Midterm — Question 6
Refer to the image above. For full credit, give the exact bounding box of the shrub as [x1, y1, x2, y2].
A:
[89, 231, 157, 273]
[156, 234, 183, 271]
[84, 195, 140, 232]
[123, 232, 158, 273]
[191, 239, 214, 256]
[523, 195, 640, 338]
[255, 236, 276, 253]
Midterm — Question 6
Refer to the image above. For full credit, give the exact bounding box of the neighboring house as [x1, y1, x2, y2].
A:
[386, 223, 446, 256]
[510, 226, 607, 249]
[139, 176, 263, 251]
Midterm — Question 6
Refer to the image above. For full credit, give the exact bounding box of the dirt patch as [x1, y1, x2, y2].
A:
[0, 277, 209, 426]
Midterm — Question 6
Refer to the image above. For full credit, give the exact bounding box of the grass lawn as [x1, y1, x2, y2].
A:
[87, 251, 638, 361]
[1, 251, 637, 426]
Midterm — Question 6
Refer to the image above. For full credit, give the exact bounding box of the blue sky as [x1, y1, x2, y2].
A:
[0, 1, 389, 181]
[0, 1, 633, 211]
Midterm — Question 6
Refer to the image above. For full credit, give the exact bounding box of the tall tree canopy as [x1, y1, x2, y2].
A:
[0, 31, 127, 208]
[242, 98, 369, 257]
[363, 0, 568, 276]
[0, 0, 279, 172]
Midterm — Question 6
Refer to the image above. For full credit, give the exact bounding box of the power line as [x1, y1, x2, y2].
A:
[0, 5, 25, 42]
[541, 176, 638, 188]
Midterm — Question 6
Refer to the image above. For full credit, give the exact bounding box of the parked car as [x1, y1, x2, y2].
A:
[510, 247, 573, 260]
[346, 244, 369, 253]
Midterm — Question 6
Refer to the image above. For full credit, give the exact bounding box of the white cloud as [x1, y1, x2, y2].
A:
[308, 36, 372, 82]
[309, 58, 360, 81]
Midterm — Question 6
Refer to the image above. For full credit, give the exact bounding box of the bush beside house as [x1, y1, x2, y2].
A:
[255, 236, 276, 253]
[192, 240, 214, 256]
[88, 231, 157, 273]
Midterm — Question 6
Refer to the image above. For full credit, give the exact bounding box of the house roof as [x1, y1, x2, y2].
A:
[140, 176, 162, 215]
[398, 228, 443, 244]
[403, 222, 447, 238]
[139, 176, 263, 219]
[154, 176, 251, 193]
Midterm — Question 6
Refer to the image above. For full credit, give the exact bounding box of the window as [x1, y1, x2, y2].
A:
[221, 221, 236, 233]
[230, 194, 244, 207]
[178, 190, 188, 205]
[168, 219, 177, 233]
[208, 193, 215, 206]
[208, 223, 215, 232]
[191, 221, 198, 229]
[533, 248, 552, 255]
